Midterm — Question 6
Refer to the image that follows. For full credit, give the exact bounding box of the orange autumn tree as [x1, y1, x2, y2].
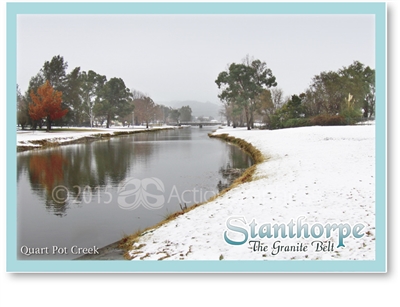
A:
[29, 80, 68, 131]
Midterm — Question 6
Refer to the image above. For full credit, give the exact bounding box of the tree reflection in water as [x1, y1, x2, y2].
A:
[29, 151, 69, 216]
[21, 137, 149, 217]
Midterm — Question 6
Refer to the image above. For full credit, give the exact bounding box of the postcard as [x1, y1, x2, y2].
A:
[6, 2, 386, 272]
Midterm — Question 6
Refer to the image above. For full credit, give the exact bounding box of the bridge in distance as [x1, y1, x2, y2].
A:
[177, 122, 223, 127]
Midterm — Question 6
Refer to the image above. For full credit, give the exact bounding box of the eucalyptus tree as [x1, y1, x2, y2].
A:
[310, 71, 344, 115]
[339, 61, 375, 118]
[303, 61, 375, 119]
[215, 58, 277, 130]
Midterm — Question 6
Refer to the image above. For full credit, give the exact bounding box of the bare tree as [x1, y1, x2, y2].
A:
[133, 96, 156, 128]
[271, 87, 284, 109]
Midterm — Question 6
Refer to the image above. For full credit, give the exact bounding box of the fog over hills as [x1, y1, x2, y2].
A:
[156, 100, 222, 120]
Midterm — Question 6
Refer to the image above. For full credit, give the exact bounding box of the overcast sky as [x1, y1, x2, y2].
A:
[17, 13, 375, 104]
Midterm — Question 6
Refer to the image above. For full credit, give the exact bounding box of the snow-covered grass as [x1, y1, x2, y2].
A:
[127, 123, 375, 261]
[16, 125, 176, 149]
[16, 122, 376, 261]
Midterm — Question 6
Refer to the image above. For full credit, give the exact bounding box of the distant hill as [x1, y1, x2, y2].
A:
[157, 100, 221, 120]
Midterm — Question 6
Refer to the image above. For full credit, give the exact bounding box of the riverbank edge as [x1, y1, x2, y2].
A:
[16, 126, 177, 152]
[116, 130, 267, 260]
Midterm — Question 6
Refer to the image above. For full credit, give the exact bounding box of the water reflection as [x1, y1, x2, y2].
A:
[217, 164, 244, 191]
[18, 130, 253, 216]
[18, 136, 158, 214]
[28, 152, 68, 216]
[17, 128, 253, 259]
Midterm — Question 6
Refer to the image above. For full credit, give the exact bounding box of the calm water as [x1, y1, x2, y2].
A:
[17, 126, 253, 260]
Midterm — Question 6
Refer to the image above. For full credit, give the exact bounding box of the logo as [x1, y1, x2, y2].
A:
[117, 177, 165, 210]
[223, 216, 366, 256]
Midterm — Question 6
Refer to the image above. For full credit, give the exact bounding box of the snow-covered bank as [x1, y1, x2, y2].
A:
[16, 125, 176, 151]
[128, 123, 376, 261]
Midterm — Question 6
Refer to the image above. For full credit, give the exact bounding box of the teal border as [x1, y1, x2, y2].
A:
[6, 2, 386, 273]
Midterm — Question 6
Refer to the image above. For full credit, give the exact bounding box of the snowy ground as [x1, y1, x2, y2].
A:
[128, 123, 376, 261]
[16, 125, 175, 149]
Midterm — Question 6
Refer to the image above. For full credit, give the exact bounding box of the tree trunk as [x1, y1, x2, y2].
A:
[106, 113, 111, 128]
[250, 109, 254, 129]
[363, 104, 369, 118]
[46, 115, 52, 131]
[244, 105, 251, 130]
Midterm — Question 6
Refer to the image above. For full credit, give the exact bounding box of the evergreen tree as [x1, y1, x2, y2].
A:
[216, 57, 277, 130]
[94, 77, 133, 128]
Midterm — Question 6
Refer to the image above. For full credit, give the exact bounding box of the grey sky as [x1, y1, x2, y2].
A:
[17, 13, 375, 104]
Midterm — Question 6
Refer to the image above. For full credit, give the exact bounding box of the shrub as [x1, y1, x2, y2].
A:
[268, 114, 283, 130]
[339, 108, 363, 125]
[282, 118, 312, 128]
[267, 111, 361, 130]
[309, 114, 346, 126]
